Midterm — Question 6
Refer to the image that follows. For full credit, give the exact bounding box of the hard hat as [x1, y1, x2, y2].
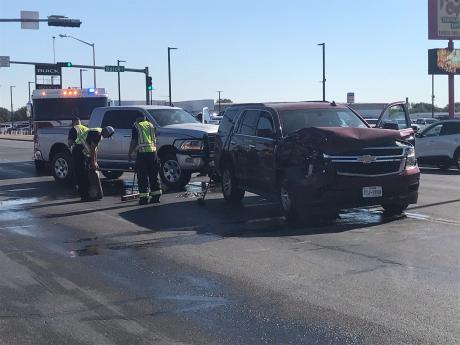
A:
[104, 126, 115, 138]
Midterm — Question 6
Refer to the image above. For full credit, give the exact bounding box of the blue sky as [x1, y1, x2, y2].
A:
[0, 0, 454, 110]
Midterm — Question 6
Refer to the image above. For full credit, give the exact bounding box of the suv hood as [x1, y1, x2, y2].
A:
[282, 127, 403, 156]
[159, 123, 218, 137]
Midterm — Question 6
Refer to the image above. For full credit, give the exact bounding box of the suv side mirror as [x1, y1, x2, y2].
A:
[256, 128, 275, 138]
[411, 125, 419, 132]
[382, 122, 399, 130]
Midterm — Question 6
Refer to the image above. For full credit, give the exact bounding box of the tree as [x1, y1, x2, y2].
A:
[0, 107, 9, 123]
[217, 98, 232, 104]
[13, 106, 29, 121]
[409, 102, 442, 114]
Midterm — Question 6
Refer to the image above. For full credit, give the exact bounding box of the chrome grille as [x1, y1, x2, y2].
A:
[324, 147, 407, 177]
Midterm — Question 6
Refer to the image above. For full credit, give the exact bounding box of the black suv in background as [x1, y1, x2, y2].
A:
[214, 102, 420, 221]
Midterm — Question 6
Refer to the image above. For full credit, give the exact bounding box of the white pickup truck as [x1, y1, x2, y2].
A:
[34, 105, 218, 189]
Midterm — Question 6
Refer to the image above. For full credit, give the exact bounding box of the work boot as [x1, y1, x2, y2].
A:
[139, 197, 149, 205]
[150, 195, 160, 204]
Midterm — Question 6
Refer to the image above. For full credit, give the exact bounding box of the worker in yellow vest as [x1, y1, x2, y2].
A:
[128, 116, 162, 205]
[68, 123, 115, 201]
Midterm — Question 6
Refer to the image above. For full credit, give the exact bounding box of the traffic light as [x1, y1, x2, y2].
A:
[146, 76, 153, 91]
[47, 15, 82, 27]
[57, 62, 73, 67]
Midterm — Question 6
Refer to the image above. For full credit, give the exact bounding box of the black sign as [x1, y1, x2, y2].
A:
[428, 48, 460, 75]
[35, 64, 62, 76]
[36, 84, 61, 90]
[105, 65, 125, 72]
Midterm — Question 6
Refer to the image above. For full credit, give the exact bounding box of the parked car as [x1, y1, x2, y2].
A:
[415, 120, 460, 170]
[215, 102, 420, 221]
[34, 105, 218, 189]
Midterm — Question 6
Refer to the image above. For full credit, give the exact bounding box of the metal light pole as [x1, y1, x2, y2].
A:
[28, 81, 35, 102]
[59, 34, 97, 88]
[217, 90, 223, 114]
[52, 36, 56, 85]
[317, 43, 326, 102]
[117, 59, 126, 106]
[168, 47, 178, 106]
[10, 86, 15, 128]
[79, 69, 87, 88]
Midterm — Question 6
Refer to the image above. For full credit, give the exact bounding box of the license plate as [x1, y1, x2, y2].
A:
[362, 186, 382, 198]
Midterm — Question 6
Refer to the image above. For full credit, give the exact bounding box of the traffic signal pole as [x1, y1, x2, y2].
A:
[9, 60, 151, 105]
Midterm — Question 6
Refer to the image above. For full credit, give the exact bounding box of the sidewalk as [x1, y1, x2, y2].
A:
[0, 134, 33, 142]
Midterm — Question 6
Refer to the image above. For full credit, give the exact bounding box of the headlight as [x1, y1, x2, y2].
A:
[405, 147, 417, 168]
[175, 139, 203, 152]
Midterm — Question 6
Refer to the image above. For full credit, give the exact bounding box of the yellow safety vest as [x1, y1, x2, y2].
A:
[134, 120, 156, 153]
[74, 124, 88, 145]
[78, 127, 101, 157]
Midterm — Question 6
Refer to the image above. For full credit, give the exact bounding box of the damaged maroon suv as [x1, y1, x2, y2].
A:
[214, 102, 420, 221]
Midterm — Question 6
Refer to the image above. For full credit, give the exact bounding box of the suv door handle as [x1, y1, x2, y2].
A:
[123, 135, 131, 138]
[248, 144, 256, 149]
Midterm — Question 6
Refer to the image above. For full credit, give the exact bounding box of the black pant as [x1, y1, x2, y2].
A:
[72, 146, 90, 198]
[136, 152, 161, 199]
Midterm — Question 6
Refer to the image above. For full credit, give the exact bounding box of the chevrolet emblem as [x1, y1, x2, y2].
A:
[357, 155, 376, 164]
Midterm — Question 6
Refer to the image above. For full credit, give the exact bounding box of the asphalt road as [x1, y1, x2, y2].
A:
[1, 139, 459, 345]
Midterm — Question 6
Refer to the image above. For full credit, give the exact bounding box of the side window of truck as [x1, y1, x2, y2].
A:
[219, 108, 239, 134]
[237, 110, 259, 136]
[101, 110, 143, 129]
[256, 112, 275, 138]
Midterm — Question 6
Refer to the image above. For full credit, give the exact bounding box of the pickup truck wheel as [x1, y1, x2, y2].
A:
[51, 152, 73, 184]
[101, 170, 123, 179]
[160, 154, 191, 190]
[280, 183, 299, 223]
[222, 167, 244, 203]
[382, 204, 408, 215]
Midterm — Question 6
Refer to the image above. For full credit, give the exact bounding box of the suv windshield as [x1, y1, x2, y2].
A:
[278, 108, 367, 136]
[147, 108, 198, 126]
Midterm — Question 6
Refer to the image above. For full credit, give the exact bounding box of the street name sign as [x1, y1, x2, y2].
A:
[105, 65, 125, 72]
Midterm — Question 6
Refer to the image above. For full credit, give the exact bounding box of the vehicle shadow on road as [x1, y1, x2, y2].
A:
[419, 167, 459, 175]
[118, 197, 403, 238]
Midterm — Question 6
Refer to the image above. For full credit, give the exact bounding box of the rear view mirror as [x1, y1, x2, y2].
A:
[382, 122, 399, 130]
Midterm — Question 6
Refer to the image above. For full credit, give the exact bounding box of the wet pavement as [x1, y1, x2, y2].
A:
[1, 139, 460, 344]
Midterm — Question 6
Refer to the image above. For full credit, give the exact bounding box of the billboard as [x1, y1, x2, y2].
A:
[428, 48, 460, 74]
[428, 0, 460, 40]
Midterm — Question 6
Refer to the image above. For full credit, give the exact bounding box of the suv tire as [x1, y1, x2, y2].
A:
[222, 166, 245, 203]
[160, 154, 191, 190]
[382, 204, 408, 215]
[455, 149, 460, 171]
[51, 152, 73, 184]
[101, 170, 124, 179]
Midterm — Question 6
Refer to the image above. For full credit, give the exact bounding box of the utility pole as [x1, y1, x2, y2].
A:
[168, 47, 178, 106]
[80, 69, 87, 88]
[217, 90, 223, 114]
[10, 86, 15, 128]
[317, 43, 326, 101]
[117, 59, 126, 106]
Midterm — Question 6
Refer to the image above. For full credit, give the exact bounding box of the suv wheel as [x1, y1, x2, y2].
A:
[160, 154, 191, 190]
[382, 204, 408, 215]
[51, 152, 73, 184]
[279, 182, 299, 222]
[222, 166, 244, 203]
[455, 150, 460, 171]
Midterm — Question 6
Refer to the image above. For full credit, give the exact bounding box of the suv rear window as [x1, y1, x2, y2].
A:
[278, 108, 367, 136]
